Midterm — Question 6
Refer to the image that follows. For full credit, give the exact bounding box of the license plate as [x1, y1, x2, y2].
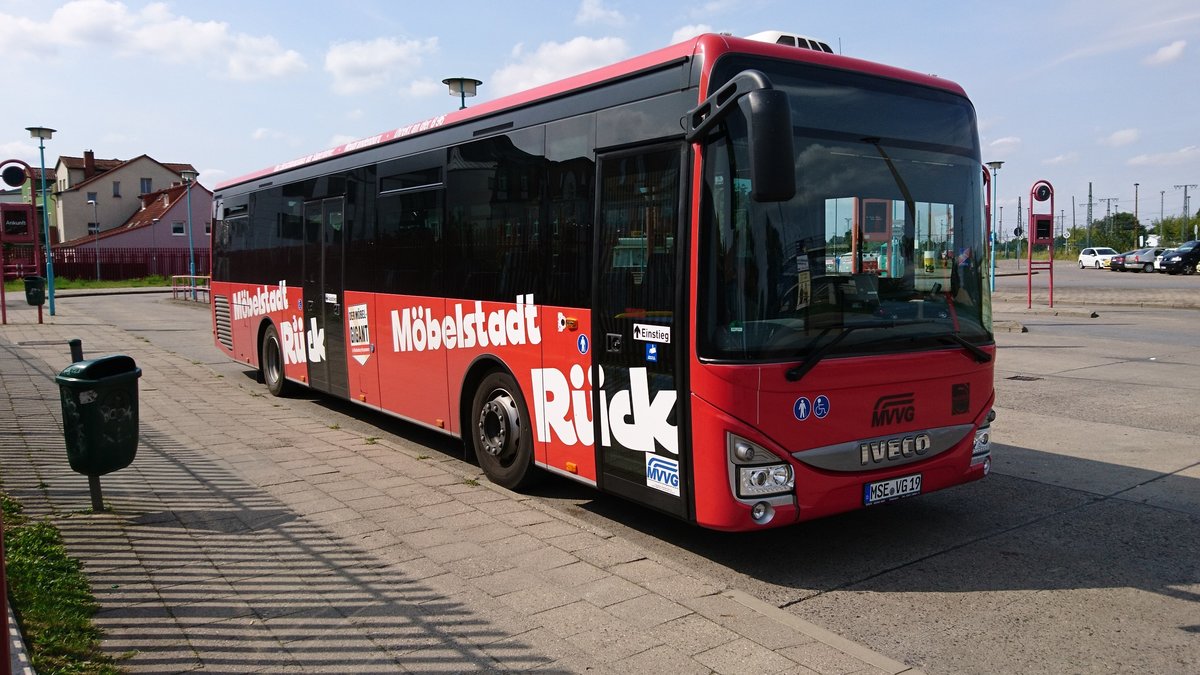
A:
[864, 474, 922, 505]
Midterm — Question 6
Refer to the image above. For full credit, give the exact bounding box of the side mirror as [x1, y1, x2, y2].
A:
[739, 89, 795, 202]
[686, 70, 796, 203]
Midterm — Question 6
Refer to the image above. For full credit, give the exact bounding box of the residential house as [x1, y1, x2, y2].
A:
[58, 182, 213, 252]
[18, 167, 59, 244]
[52, 150, 197, 243]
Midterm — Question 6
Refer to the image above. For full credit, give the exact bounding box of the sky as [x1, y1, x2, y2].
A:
[2, 0, 1198, 238]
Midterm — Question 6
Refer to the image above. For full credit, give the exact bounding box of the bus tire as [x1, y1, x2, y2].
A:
[470, 371, 538, 490]
[261, 323, 291, 397]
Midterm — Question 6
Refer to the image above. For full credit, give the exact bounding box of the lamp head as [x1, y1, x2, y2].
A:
[180, 169, 199, 182]
[26, 126, 56, 141]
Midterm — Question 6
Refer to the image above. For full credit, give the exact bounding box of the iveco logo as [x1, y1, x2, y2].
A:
[871, 393, 915, 427]
[859, 433, 932, 466]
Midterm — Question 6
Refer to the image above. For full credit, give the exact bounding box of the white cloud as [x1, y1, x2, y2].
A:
[1128, 145, 1200, 166]
[671, 24, 713, 45]
[324, 37, 438, 95]
[490, 36, 630, 96]
[576, 0, 625, 25]
[251, 128, 286, 141]
[1099, 128, 1140, 147]
[988, 136, 1022, 153]
[0, 0, 305, 80]
[1043, 152, 1079, 165]
[1144, 39, 1186, 65]
[406, 78, 444, 98]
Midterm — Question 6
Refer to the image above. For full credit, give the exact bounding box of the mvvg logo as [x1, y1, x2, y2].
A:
[646, 455, 680, 497]
[871, 393, 914, 427]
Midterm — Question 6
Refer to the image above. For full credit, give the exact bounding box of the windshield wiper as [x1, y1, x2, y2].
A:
[936, 332, 992, 363]
[784, 320, 984, 382]
[785, 320, 911, 382]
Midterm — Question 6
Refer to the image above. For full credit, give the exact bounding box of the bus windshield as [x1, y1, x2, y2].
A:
[698, 57, 990, 362]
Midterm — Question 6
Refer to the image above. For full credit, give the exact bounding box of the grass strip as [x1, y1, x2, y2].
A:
[2, 491, 122, 674]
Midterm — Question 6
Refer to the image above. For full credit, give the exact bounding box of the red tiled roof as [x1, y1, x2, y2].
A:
[56, 182, 210, 247]
[59, 154, 199, 193]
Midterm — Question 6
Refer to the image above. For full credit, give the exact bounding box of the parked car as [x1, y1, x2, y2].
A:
[1155, 249, 1174, 272]
[1162, 240, 1200, 275]
[1077, 247, 1118, 269]
[1108, 251, 1134, 271]
[1122, 247, 1166, 273]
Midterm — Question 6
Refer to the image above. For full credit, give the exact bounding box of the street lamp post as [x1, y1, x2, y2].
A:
[1133, 182, 1139, 248]
[26, 126, 56, 316]
[88, 198, 100, 280]
[441, 77, 483, 109]
[985, 161, 1004, 292]
[180, 169, 198, 300]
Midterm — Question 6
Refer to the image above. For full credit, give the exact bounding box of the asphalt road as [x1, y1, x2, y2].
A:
[35, 288, 1200, 674]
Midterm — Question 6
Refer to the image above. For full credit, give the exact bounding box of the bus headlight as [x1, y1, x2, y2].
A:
[971, 410, 993, 466]
[738, 464, 795, 497]
[728, 433, 795, 499]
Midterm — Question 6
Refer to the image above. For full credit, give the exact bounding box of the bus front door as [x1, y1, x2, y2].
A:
[594, 145, 688, 519]
[302, 197, 350, 399]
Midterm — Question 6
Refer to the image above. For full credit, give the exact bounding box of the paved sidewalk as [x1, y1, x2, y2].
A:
[1, 298, 915, 673]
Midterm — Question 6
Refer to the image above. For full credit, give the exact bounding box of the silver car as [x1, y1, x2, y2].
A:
[1123, 247, 1166, 273]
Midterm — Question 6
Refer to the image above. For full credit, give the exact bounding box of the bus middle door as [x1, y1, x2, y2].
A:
[594, 145, 687, 518]
[302, 197, 350, 398]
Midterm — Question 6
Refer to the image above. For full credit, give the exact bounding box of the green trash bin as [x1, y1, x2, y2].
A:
[55, 355, 142, 476]
[23, 276, 45, 306]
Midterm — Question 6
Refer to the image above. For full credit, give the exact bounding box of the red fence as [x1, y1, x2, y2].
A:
[2, 246, 210, 281]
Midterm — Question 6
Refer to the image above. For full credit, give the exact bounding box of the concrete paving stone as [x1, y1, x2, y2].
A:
[415, 498, 476, 519]
[576, 573, 650, 608]
[480, 628, 583, 673]
[778, 641, 889, 675]
[611, 643, 713, 675]
[306, 506, 362, 527]
[604, 593, 693, 630]
[320, 514, 385, 540]
[543, 598, 640, 640]
[556, 617, 665, 664]
[402, 525, 465, 549]
[640, 572, 725, 603]
[694, 636, 801, 675]
[378, 554, 456, 582]
[496, 584, 580, 616]
[572, 540, 648, 568]
[470, 567, 546, 598]
[508, 544, 580, 572]
[421, 540, 490, 564]
[430, 508, 505, 531]
[651, 612, 742, 656]
[542, 529, 611, 553]
[680, 592, 760, 623]
[482, 531, 548, 558]
[441, 552, 517, 580]
[493, 506, 556, 528]
[542, 560, 610, 587]
[388, 644, 501, 673]
[719, 610, 817, 651]
[516, 518, 587, 540]
[608, 557, 678, 584]
[395, 484, 460, 508]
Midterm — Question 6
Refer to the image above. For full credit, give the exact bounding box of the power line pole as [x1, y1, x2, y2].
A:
[1176, 184, 1197, 242]
[1098, 197, 1118, 237]
[1086, 183, 1093, 247]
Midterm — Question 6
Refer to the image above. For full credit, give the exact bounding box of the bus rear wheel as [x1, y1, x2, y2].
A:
[261, 323, 291, 397]
[470, 371, 538, 490]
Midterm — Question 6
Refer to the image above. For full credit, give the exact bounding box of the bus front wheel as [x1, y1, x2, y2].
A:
[470, 371, 538, 490]
[261, 323, 291, 397]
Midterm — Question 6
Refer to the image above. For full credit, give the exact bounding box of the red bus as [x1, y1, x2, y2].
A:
[211, 31, 994, 531]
